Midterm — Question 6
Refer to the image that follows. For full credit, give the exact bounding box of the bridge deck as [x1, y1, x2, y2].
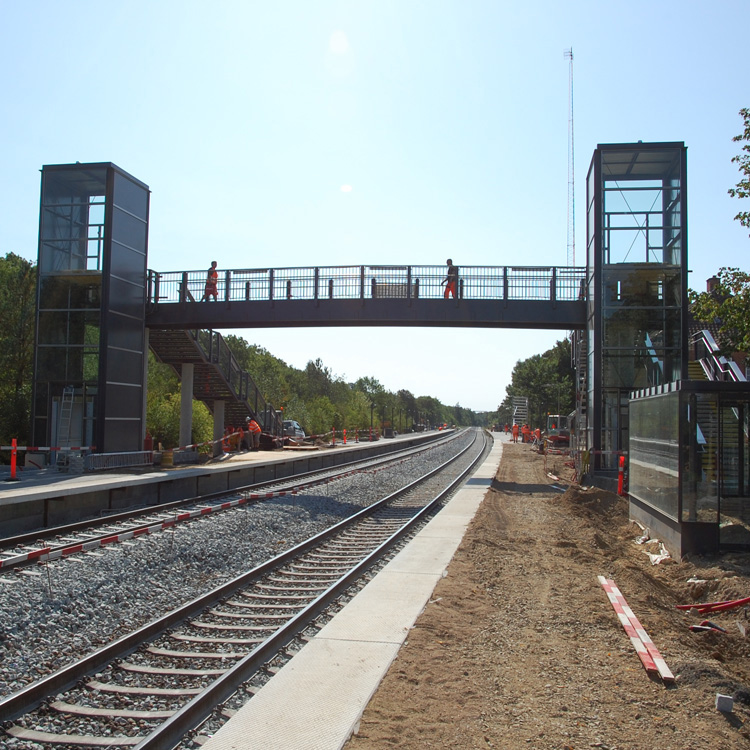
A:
[146, 264, 587, 330]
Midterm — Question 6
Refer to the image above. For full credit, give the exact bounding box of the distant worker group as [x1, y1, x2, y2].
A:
[506, 422, 540, 445]
[221, 417, 262, 453]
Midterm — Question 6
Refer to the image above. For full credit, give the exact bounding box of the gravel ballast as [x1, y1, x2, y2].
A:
[0, 431, 477, 699]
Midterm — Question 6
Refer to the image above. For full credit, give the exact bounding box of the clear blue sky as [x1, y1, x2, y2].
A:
[1, 1, 748, 412]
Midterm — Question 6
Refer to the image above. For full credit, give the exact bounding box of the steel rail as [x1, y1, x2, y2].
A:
[135, 430, 488, 750]
[0, 431, 459, 569]
[0, 430, 485, 728]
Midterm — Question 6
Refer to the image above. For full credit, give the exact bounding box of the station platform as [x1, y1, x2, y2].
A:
[200, 435, 504, 750]
[0, 431, 450, 539]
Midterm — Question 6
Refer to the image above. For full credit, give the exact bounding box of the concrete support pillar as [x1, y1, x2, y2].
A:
[180, 363, 194, 450]
[213, 400, 225, 457]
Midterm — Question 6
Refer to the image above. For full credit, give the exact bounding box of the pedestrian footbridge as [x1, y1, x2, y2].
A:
[145, 264, 587, 331]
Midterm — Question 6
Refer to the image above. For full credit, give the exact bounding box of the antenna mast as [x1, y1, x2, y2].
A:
[564, 48, 575, 266]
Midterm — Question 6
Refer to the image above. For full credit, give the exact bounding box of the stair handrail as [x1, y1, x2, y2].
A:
[690, 329, 746, 382]
[188, 328, 283, 435]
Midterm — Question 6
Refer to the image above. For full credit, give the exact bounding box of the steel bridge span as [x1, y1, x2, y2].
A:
[146, 264, 587, 330]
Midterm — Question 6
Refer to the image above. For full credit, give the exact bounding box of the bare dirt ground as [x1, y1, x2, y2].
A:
[345, 439, 750, 750]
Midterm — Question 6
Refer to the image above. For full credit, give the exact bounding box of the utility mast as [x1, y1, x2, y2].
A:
[564, 48, 575, 267]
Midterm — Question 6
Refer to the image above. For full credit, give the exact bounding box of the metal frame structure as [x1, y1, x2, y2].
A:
[30, 146, 694, 484]
[32, 163, 150, 455]
[584, 142, 688, 475]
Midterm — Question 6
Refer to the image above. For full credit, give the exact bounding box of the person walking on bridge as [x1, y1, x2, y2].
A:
[442, 259, 458, 299]
[201, 261, 219, 302]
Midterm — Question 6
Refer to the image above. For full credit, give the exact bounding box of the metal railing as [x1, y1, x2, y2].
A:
[188, 328, 283, 434]
[691, 330, 746, 383]
[147, 264, 587, 306]
[84, 451, 154, 472]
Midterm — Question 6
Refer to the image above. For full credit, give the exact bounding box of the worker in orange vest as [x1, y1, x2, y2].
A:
[511, 423, 519, 443]
[201, 261, 219, 302]
[246, 417, 262, 450]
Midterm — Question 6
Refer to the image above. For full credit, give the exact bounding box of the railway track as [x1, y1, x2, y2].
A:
[0, 431, 461, 572]
[1, 429, 489, 749]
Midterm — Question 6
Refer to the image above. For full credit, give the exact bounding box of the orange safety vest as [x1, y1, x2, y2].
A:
[247, 420, 261, 434]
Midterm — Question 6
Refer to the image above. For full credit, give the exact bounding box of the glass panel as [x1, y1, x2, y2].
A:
[40, 167, 108, 273]
[629, 393, 679, 520]
[681, 393, 719, 523]
[83, 350, 99, 382]
[719, 403, 750, 545]
[602, 352, 658, 389]
[113, 174, 148, 219]
[720, 405, 742, 496]
[106, 349, 143, 386]
[40, 239, 86, 273]
[103, 383, 142, 417]
[36, 346, 68, 380]
[37, 311, 68, 344]
[107, 313, 146, 351]
[107, 277, 146, 317]
[42, 168, 107, 205]
[103, 419, 141, 452]
[111, 209, 147, 252]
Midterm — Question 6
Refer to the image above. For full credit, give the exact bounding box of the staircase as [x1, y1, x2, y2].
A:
[148, 328, 282, 433]
[687, 359, 717, 483]
[512, 396, 529, 426]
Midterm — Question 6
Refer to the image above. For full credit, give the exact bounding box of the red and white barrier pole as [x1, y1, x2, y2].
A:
[331, 428, 336, 447]
[8, 438, 19, 482]
[618, 454, 625, 496]
[343, 428, 347, 445]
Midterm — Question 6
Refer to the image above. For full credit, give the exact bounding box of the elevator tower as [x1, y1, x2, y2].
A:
[32, 163, 150, 453]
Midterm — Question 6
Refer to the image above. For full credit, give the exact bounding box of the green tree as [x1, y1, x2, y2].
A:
[0, 254, 36, 443]
[396, 389, 418, 430]
[415, 395, 444, 428]
[305, 395, 338, 435]
[343, 390, 374, 435]
[224, 335, 291, 409]
[146, 352, 213, 449]
[689, 267, 750, 355]
[728, 107, 750, 236]
[500, 338, 574, 429]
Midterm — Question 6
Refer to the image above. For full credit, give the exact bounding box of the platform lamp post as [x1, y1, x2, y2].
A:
[370, 402, 375, 441]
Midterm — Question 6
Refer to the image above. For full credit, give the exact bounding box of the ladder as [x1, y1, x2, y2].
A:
[58, 386, 75, 446]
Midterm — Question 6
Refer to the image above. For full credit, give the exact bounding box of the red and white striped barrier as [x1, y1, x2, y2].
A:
[598, 576, 674, 683]
[1, 459, 407, 569]
[0, 445, 95, 452]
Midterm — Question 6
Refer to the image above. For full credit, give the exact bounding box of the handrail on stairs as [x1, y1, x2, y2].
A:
[690, 330, 746, 383]
[188, 329, 283, 435]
